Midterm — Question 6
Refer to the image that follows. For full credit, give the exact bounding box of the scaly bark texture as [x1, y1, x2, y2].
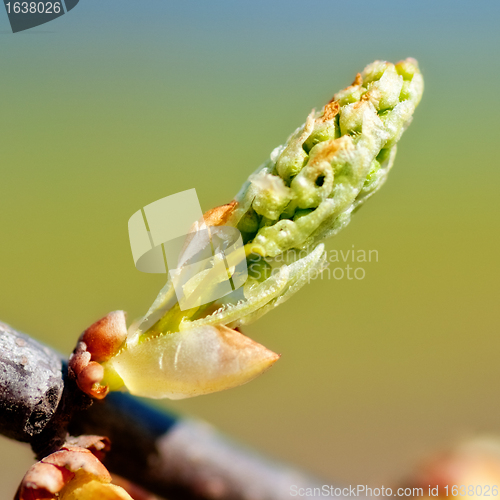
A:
[0, 321, 90, 458]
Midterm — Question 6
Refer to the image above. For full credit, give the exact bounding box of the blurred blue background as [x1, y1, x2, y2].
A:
[1, 0, 499, 496]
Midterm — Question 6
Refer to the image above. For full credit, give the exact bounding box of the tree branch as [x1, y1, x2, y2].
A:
[0, 321, 325, 500]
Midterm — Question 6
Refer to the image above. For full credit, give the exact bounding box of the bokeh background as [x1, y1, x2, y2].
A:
[1, 0, 499, 496]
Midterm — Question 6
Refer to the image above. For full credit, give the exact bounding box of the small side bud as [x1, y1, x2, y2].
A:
[80, 310, 128, 363]
[15, 436, 133, 500]
[69, 311, 128, 399]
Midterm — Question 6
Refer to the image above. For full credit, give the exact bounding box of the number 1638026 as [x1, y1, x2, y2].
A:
[5, 2, 62, 14]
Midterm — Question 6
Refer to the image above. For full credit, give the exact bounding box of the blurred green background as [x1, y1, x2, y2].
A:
[1, 0, 499, 496]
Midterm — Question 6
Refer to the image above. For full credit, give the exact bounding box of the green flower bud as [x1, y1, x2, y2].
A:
[365, 64, 403, 111]
[395, 57, 419, 81]
[275, 113, 315, 182]
[97, 59, 423, 400]
[333, 73, 363, 106]
[251, 169, 292, 220]
[237, 207, 260, 234]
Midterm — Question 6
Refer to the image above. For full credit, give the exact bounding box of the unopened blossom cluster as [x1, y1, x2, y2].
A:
[70, 58, 424, 401]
